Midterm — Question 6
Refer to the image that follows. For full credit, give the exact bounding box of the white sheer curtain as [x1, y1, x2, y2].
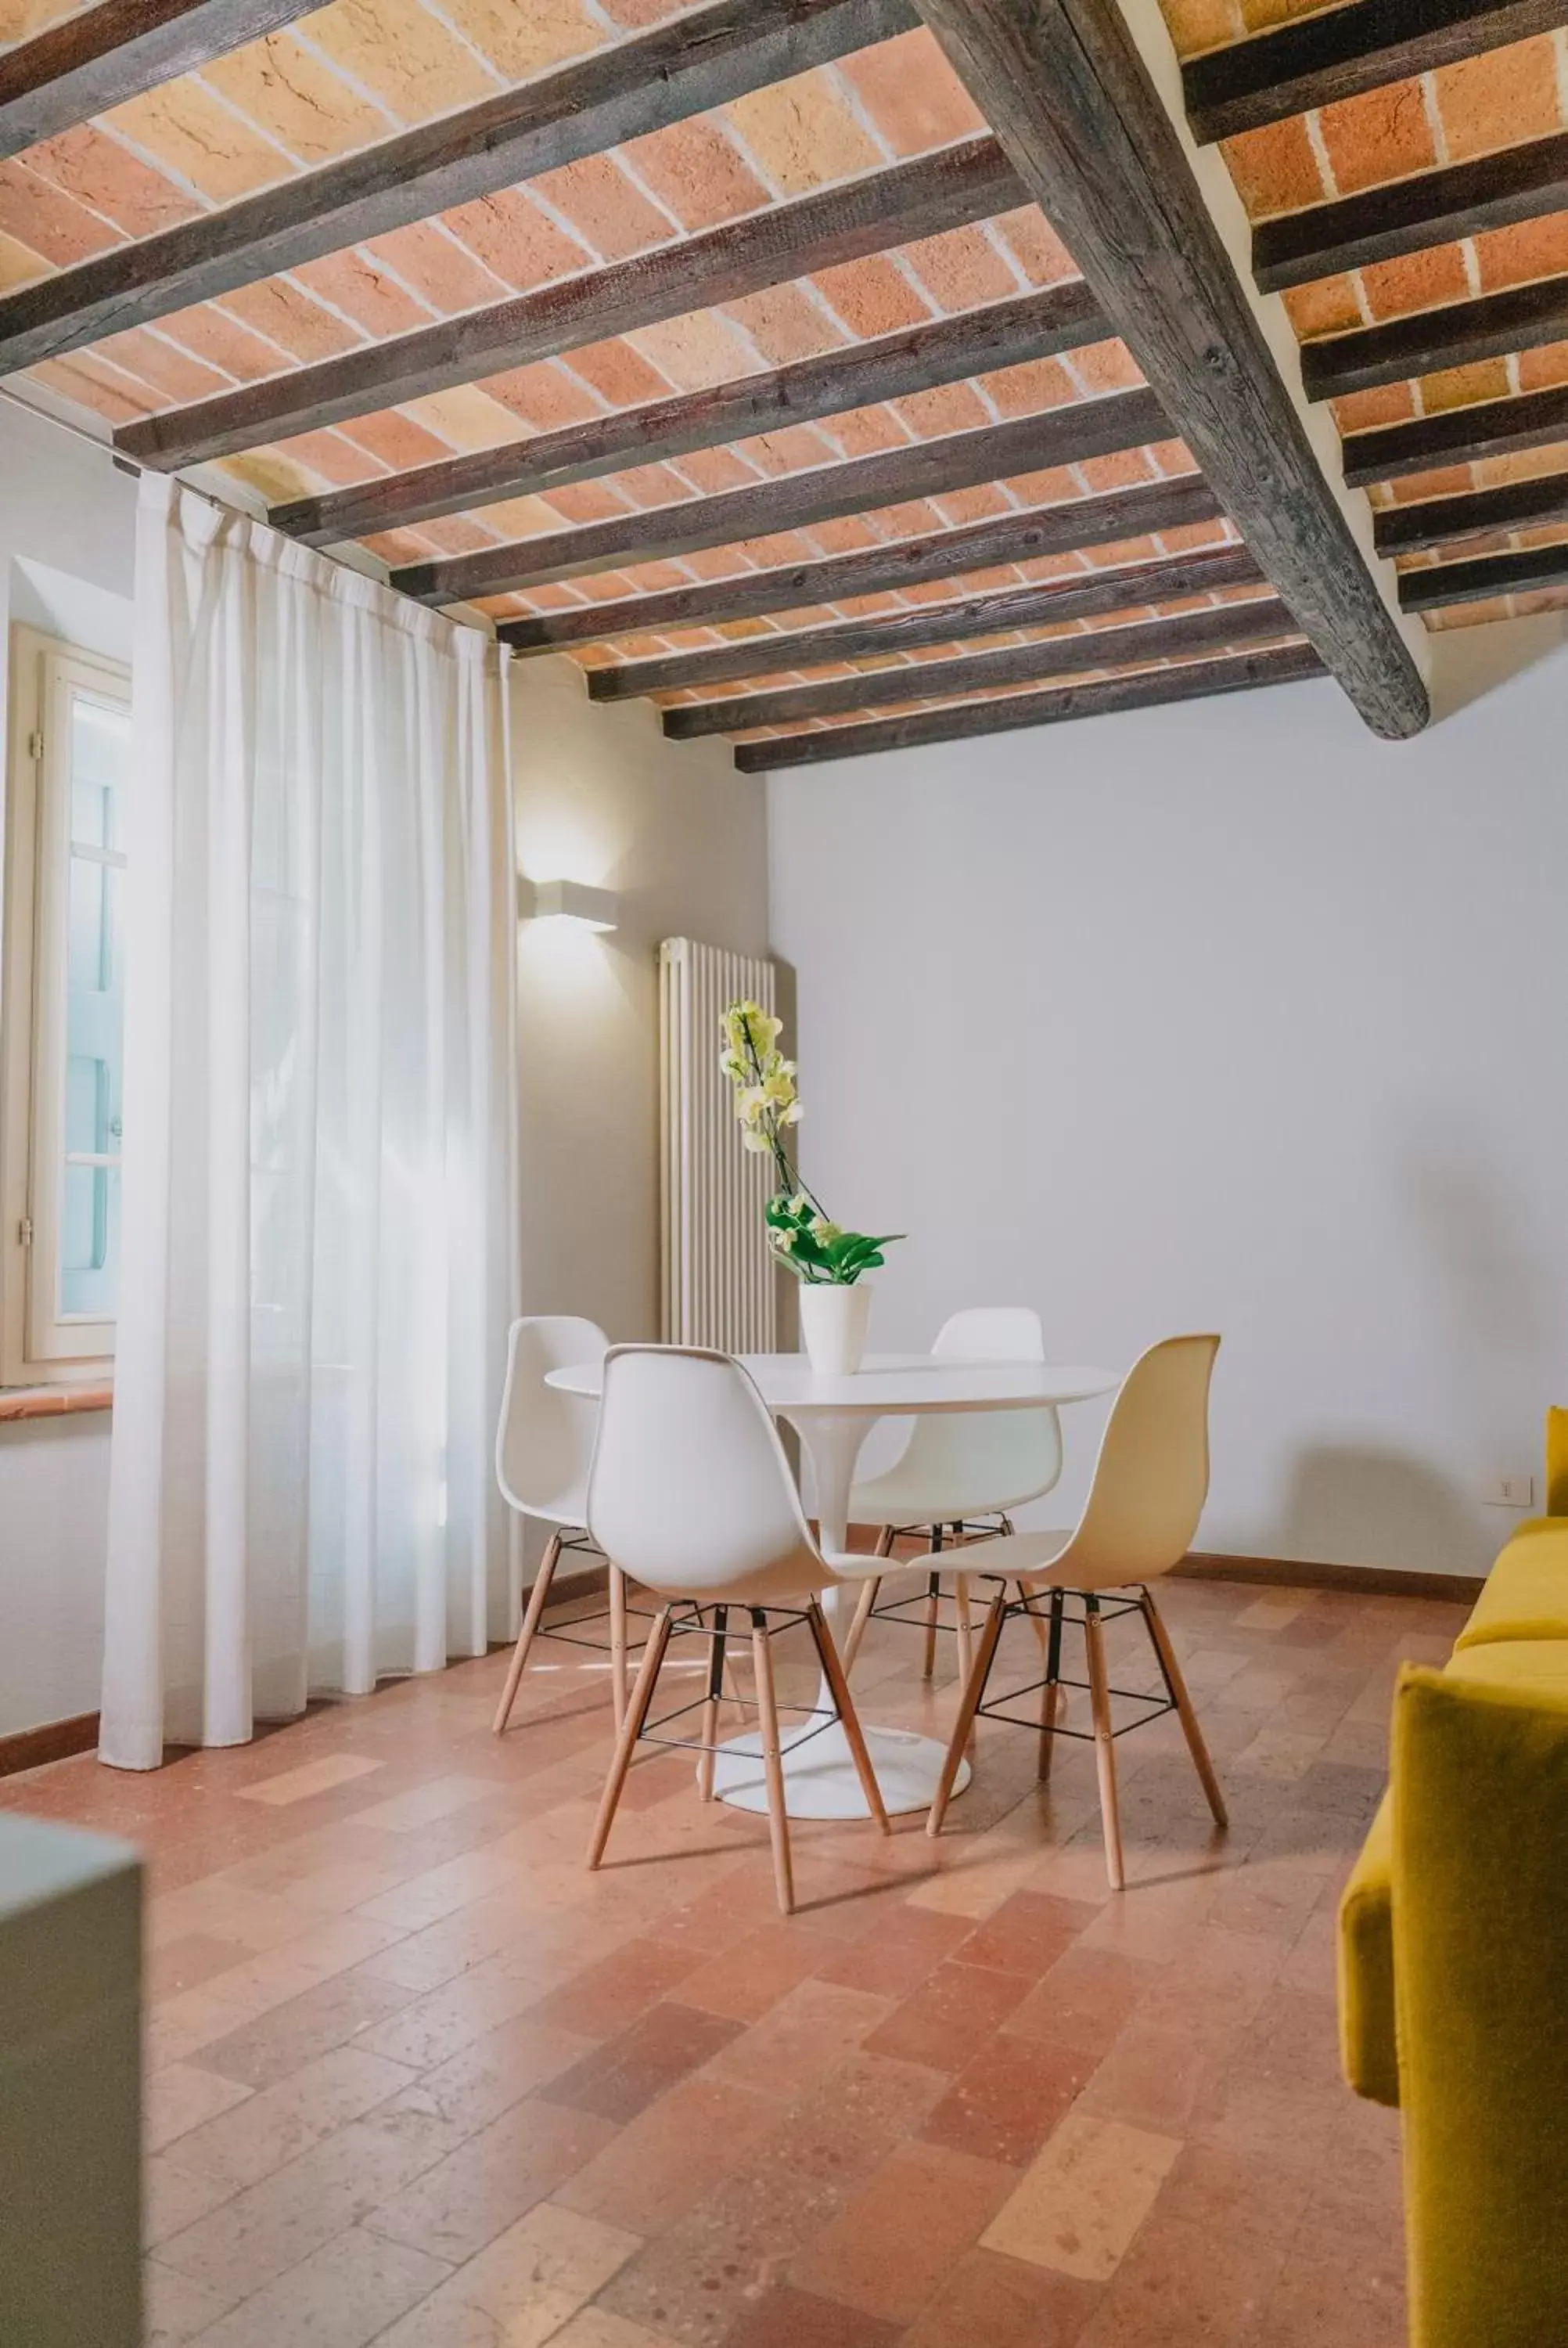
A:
[100, 474, 519, 1770]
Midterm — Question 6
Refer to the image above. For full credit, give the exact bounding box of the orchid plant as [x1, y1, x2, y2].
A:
[721, 1000, 901, 1286]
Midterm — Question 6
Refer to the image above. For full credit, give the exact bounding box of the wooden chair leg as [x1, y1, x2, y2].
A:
[1038, 1586, 1065, 1782]
[609, 1565, 631, 1733]
[698, 1604, 728, 1802]
[840, 1576, 881, 1676]
[1084, 1597, 1124, 1891]
[874, 1524, 897, 1560]
[926, 1579, 1010, 1838]
[1142, 1588, 1228, 1828]
[587, 1606, 672, 1871]
[750, 1615, 795, 1915]
[808, 1602, 889, 1834]
[492, 1529, 562, 1735]
[952, 1574, 975, 1688]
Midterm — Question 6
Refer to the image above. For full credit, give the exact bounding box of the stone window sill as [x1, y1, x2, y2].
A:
[0, 1381, 113, 1424]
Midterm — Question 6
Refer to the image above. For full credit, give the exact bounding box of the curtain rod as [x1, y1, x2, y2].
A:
[0, 379, 500, 641]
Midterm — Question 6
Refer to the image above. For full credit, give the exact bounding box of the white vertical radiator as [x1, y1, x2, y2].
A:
[660, 938, 780, 1352]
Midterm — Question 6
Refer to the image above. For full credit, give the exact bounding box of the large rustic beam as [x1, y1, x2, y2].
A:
[392, 389, 1169, 604]
[662, 591, 1290, 735]
[911, 0, 1427, 737]
[1373, 471, 1568, 556]
[587, 539, 1258, 697]
[0, 0, 915, 376]
[268, 283, 1105, 547]
[1254, 131, 1568, 295]
[1182, 1, 1568, 148]
[1300, 276, 1568, 402]
[0, 0, 308, 160]
[1397, 542, 1568, 610]
[734, 639, 1325, 768]
[112, 134, 1022, 470]
[1343, 384, 1568, 484]
[496, 472, 1222, 652]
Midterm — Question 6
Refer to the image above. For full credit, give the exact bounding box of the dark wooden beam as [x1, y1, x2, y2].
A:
[734, 639, 1326, 768]
[268, 283, 1106, 547]
[664, 591, 1293, 735]
[587, 538, 1258, 697]
[1397, 541, 1568, 609]
[112, 134, 1022, 470]
[1254, 130, 1568, 295]
[497, 472, 1222, 652]
[912, 0, 1427, 738]
[1373, 470, 1568, 555]
[1300, 275, 1568, 402]
[1343, 383, 1568, 484]
[1182, 1, 1568, 148]
[0, 0, 307, 160]
[393, 388, 1170, 604]
[0, 0, 915, 374]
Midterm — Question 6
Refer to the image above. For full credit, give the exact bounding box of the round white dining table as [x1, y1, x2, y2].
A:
[546, 1350, 1120, 1820]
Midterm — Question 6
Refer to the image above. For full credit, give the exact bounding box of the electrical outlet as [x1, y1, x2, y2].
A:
[1486, 1475, 1534, 1509]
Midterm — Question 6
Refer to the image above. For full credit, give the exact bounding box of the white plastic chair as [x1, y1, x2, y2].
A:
[584, 1345, 892, 1914]
[926, 1334, 1228, 1889]
[491, 1315, 638, 1737]
[843, 1308, 1063, 1686]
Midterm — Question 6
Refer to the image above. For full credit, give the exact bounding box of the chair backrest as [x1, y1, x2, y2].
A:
[495, 1315, 608, 1525]
[586, 1346, 825, 1605]
[876, 1307, 1063, 1518]
[931, 1308, 1048, 1366]
[1055, 1334, 1221, 1586]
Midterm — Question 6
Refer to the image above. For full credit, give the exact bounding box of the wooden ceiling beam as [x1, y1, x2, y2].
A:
[1343, 383, 1568, 483]
[268, 283, 1106, 547]
[1182, 1, 1568, 148]
[663, 590, 1292, 736]
[1373, 470, 1568, 555]
[910, 0, 1427, 737]
[733, 639, 1326, 768]
[1300, 275, 1568, 402]
[495, 472, 1222, 652]
[391, 387, 1170, 604]
[1397, 541, 1568, 609]
[111, 132, 1022, 470]
[0, 0, 308, 160]
[1254, 130, 1568, 294]
[0, 0, 915, 376]
[586, 539, 1258, 697]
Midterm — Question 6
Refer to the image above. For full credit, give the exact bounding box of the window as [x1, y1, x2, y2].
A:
[2, 627, 129, 1382]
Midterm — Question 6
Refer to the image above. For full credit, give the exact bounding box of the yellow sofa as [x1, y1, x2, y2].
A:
[1338, 1410, 1568, 2346]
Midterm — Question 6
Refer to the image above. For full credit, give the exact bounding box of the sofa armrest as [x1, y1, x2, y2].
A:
[1393, 1665, 1568, 2348]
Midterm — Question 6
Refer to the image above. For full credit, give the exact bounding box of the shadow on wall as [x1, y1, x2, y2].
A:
[1279, 1446, 1481, 1577]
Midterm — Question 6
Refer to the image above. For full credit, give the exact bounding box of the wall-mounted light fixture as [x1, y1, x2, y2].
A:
[518, 876, 619, 933]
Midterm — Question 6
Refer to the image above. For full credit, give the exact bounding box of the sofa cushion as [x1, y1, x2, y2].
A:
[1453, 1529, 1568, 1651]
[1338, 1790, 1397, 2108]
[1444, 1638, 1568, 1698]
[1548, 1406, 1568, 1518]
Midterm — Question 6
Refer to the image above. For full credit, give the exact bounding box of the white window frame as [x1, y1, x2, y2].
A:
[2, 624, 129, 1385]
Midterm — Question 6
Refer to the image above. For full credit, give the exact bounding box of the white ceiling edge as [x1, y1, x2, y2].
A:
[10, 555, 133, 663]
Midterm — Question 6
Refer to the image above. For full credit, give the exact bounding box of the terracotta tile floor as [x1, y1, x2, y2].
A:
[1, 1569, 1451, 2348]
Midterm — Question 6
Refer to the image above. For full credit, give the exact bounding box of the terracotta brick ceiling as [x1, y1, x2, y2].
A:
[1, 0, 1557, 762]
[1160, 0, 1568, 631]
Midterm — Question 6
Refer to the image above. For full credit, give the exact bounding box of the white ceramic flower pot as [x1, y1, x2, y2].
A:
[799, 1280, 872, 1377]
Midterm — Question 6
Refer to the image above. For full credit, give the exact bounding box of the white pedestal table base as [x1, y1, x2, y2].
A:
[710, 1402, 969, 1823]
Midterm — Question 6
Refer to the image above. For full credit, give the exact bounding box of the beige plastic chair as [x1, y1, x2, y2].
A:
[491, 1315, 639, 1738]
[843, 1306, 1063, 1687]
[584, 1345, 892, 1914]
[926, 1334, 1228, 1889]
